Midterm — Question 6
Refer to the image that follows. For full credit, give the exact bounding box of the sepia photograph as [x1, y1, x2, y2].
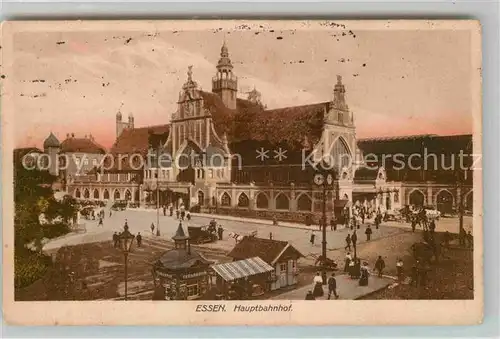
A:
[2, 20, 482, 325]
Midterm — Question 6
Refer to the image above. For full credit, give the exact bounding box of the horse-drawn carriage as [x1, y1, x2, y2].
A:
[312, 254, 338, 270]
[187, 225, 218, 244]
[111, 200, 128, 211]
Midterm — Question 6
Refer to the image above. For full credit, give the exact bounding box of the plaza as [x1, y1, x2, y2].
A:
[20, 207, 471, 301]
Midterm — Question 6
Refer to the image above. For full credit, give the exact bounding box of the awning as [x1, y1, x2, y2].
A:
[334, 199, 351, 208]
[211, 257, 274, 282]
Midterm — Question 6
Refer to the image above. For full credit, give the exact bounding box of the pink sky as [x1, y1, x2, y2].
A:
[8, 22, 473, 149]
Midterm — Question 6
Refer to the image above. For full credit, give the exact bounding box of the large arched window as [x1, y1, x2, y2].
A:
[297, 193, 312, 212]
[93, 189, 100, 200]
[221, 192, 231, 207]
[197, 191, 205, 206]
[331, 137, 351, 169]
[124, 189, 132, 201]
[103, 189, 110, 200]
[237, 193, 249, 208]
[83, 189, 90, 199]
[409, 190, 425, 206]
[255, 192, 269, 209]
[275, 193, 289, 210]
[114, 189, 121, 200]
[75, 188, 81, 198]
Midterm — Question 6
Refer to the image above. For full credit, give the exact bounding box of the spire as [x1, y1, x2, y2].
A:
[182, 65, 198, 91]
[217, 41, 233, 71]
[332, 74, 348, 111]
[172, 222, 189, 249]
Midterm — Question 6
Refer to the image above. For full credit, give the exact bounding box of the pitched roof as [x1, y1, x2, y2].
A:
[110, 124, 170, 155]
[200, 90, 326, 147]
[227, 237, 301, 264]
[60, 137, 106, 154]
[43, 132, 60, 149]
[153, 248, 212, 271]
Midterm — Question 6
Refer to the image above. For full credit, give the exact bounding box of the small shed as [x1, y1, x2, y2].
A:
[211, 257, 274, 299]
[227, 237, 303, 291]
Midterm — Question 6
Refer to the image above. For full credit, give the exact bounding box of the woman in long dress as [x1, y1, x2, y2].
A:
[312, 272, 324, 298]
[359, 262, 369, 286]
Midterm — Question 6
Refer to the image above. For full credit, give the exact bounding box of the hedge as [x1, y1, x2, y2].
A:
[14, 250, 51, 289]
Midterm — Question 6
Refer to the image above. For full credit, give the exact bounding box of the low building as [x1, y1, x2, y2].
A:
[227, 237, 303, 291]
[152, 222, 212, 300]
[211, 257, 275, 299]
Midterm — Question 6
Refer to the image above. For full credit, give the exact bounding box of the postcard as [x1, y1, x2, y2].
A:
[2, 19, 482, 325]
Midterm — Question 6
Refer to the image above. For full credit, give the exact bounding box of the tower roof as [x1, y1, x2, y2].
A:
[217, 41, 233, 70]
[43, 132, 60, 149]
[172, 222, 190, 241]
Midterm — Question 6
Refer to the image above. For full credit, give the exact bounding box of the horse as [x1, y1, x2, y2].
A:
[227, 232, 245, 243]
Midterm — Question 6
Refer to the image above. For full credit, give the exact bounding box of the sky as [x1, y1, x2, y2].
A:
[8, 21, 474, 149]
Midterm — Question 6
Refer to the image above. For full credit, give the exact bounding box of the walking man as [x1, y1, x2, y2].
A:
[330, 218, 336, 231]
[112, 232, 117, 248]
[136, 232, 142, 247]
[396, 258, 404, 282]
[163, 205, 166, 216]
[327, 273, 339, 299]
[217, 225, 224, 240]
[365, 225, 372, 241]
[374, 256, 385, 277]
[98, 217, 103, 227]
[150, 223, 155, 235]
[269, 232, 273, 240]
[351, 231, 358, 252]
[310, 231, 316, 246]
[344, 233, 352, 251]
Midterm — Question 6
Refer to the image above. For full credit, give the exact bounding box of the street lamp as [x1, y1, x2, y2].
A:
[118, 220, 135, 300]
[312, 167, 335, 286]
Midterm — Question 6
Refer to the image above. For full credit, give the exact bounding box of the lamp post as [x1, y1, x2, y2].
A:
[156, 146, 161, 237]
[313, 169, 335, 286]
[118, 221, 135, 300]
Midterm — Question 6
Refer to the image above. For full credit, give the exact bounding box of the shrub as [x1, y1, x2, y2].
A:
[14, 249, 50, 289]
[41, 222, 71, 239]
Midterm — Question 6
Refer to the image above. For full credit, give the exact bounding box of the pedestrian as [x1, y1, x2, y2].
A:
[269, 232, 273, 240]
[310, 231, 316, 246]
[136, 232, 142, 247]
[467, 231, 473, 248]
[186, 211, 191, 221]
[410, 262, 419, 287]
[176, 209, 180, 219]
[273, 216, 278, 226]
[327, 273, 339, 299]
[151, 223, 155, 235]
[217, 225, 224, 240]
[330, 218, 336, 231]
[411, 218, 416, 232]
[351, 231, 358, 251]
[344, 252, 352, 272]
[429, 220, 436, 233]
[374, 256, 385, 277]
[98, 217, 103, 227]
[344, 234, 351, 251]
[109, 210, 112, 217]
[348, 259, 356, 278]
[365, 225, 372, 241]
[163, 206, 166, 216]
[396, 258, 404, 282]
[359, 262, 369, 286]
[361, 211, 365, 225]
[312, 272, 324, 298]
[305, 290, 315, 300]
[169, 205, 174, 217]
[180, 209, 185, 220]
[113, 232, 118, 248]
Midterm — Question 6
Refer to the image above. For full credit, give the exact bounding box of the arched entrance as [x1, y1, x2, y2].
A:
[197, 190, 205, 206]
[275, 193, 290, 210]
[409, 190, 425, 207]
[237, 193, 249, 208]
[436, 190, 454, 215]
[114, 189, 121, 201]
[75, 188, 81, 199]
[93, 189, 100, 200]
[83, 188, 90, 199]
[103, 189, 110, 200]
[255, 192, 269, 209]
[297, 194, 312, 212]
[465, 191, 473, 213]
[124, 189, 132, 201]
